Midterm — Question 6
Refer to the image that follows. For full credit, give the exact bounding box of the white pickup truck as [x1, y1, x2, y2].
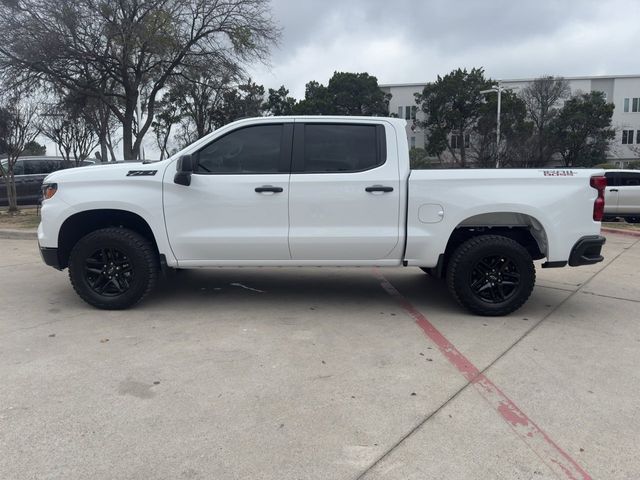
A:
[38, 117, 606, 316]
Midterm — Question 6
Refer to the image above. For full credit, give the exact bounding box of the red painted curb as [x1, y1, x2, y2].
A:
[601, 227, 640, 238]
[375, 271, 592, 480]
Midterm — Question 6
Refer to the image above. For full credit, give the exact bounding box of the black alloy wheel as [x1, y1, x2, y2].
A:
[84, 247, 134, 297]
[469, 254, 521, 304]
[69, 228, 158, 309]
[446, 235, 536, 316]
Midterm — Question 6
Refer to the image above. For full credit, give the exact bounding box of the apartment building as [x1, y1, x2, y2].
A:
[381, 74, 640, 167]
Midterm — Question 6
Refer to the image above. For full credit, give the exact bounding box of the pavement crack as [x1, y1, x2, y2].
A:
[356, 237, 638, 480]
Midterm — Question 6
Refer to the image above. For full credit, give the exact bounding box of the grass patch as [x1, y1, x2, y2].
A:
[0, 207, 40, 229]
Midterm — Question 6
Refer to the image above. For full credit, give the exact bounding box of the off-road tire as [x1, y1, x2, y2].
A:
[446, 235, 535, 316]
[68, 228, 158, 309]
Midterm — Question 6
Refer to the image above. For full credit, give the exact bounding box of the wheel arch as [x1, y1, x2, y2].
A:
[431, 211, 548, 278]
[57, 209, 159, 269]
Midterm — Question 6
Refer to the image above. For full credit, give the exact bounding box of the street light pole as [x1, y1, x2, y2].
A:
[480, 80, 505, 168]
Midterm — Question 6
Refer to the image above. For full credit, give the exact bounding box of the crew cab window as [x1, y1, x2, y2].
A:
[194, 124, 283, 174]
[23, 159, 59, 175]
[297, 124, 384, 173]
[620, 172, 640, 186]
[12, 160, 25, 175]
[605, 172, 620, 186]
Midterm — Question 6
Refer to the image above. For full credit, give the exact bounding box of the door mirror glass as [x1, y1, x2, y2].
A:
[174, 155, 193, 186]
[177, 155, 193, 173]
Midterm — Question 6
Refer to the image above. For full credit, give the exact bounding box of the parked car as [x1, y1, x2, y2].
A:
[0, 157, 94, 206]
[38, 117, 606, 316]
[604, 170, 640, 223]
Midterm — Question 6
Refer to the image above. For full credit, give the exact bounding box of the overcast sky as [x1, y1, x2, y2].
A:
[249, 0, 640, 98]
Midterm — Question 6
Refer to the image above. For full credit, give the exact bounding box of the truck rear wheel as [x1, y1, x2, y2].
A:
[68, 227, 158, 310]
[446, 235, 535, 316]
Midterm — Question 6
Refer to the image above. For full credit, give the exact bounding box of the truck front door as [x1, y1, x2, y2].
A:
[163, 123, 293, 263]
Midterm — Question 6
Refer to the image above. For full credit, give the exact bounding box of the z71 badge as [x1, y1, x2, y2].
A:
[126, 170, 157, 176]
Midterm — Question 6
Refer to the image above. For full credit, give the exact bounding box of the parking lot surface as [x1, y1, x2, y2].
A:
[1, 233, 639, 480]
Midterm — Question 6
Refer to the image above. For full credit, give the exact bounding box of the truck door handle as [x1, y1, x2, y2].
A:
[255, 185, 283, 193]
[609, 188, 618, 192]
[365, 185, 394, 193]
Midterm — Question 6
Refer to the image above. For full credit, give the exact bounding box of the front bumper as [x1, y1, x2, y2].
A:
[39, 245, 63, 270]
[568, 235, 606, 266]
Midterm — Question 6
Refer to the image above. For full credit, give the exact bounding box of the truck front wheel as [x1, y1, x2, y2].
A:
[68, 228, 159, 310]
[446, 235, 535, 316]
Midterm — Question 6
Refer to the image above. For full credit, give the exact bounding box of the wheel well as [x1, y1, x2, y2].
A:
[433, 213, 548, 279]
[57, 209, 159, 269]
[445, 226, 544, 261]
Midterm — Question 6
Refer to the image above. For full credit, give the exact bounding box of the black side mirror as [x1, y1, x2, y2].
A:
[174, 155, 193, 186]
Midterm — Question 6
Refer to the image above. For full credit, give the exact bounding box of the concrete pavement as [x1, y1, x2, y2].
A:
[0, 234, 638, 479]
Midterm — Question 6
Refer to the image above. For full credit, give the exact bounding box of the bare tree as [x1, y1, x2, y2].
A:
[0, 0, 279, 159]
[520, 76, 571, 166]
[40, 95, 99, 166]
[0, 93, 40, 213]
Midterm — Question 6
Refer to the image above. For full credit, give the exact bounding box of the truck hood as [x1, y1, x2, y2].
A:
[44, 161, 161, 184]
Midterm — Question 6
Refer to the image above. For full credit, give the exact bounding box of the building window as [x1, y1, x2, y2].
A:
[624, 98, 630, 112]
[451, 133, 470, 149]
[622, 129, 635, 144]
[397, 106, 403, 118]
[405, 106, 411, 120]
[411, 106, 417, 120]
[637, 130, 640, 144]
[410, 136, 416, 148]
[634, 98, 640, 112]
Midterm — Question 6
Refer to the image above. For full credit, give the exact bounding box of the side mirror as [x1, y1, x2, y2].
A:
[174, 155, 193, 186]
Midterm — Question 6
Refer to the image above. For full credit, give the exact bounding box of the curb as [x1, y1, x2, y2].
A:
[0, 229, 37, 240]
[601, 227, 640, 238]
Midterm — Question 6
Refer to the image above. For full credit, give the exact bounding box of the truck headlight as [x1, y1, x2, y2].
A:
[42, 183, 58, 201]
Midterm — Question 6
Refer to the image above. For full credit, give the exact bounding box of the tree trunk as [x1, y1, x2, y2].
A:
[122, 114, 134, 160]
[3, 170, 18, 213]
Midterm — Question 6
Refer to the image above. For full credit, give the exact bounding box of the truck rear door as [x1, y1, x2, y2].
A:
[287, 121, 401, 261]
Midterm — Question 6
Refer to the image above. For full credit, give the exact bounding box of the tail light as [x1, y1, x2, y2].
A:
[590, 175, 606, 222]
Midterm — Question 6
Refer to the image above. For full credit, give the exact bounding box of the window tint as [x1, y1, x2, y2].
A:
[195, 125, 283, 174]
[26, 159, 61, 174]
[605, 172, 620, 186]
[5, 160, 24, 175]
[17, 160, 24, 175]
[300, 124, 382, 173]
[620, 173, 640, 186]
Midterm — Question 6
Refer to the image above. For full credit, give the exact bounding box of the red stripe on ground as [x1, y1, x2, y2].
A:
[601, 227, 640, 238]
[375, 271, 592, 480]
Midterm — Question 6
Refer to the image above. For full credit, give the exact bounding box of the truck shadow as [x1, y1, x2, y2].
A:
[150, 267, 458, 313]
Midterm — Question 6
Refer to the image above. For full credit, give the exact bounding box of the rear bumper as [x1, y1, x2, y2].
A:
[39, 245, 63, 270]
[568, 235, 606, 266]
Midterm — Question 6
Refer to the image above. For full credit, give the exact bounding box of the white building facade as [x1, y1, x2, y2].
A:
[381, 74, 640, 167]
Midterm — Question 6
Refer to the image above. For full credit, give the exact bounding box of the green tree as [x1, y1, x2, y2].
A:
[214, 79, 266, 126]
[0, 0, 278, 159]
[550, 91, 615, 167]
[264, 86, 297, 116]
[409, 147, 431, 169]
[327, 72, 391, 116]
[474, 90, 533, 168]
[294, 81, 333, 115]
[415, 68, 491, 167]
[294, 72, 390, 116]
[21, 140, 46, 156]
